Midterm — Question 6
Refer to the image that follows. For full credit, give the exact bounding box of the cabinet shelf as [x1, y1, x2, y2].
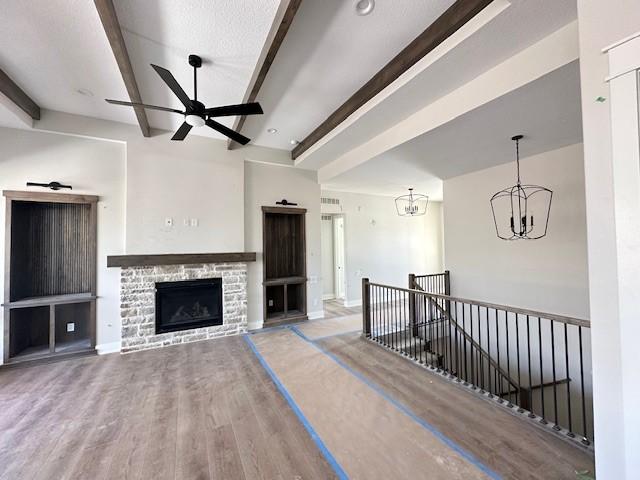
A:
[2, 293, 97, 308]
[3, 190, 98, 364]
[263, 276, 306, 286]
[262, 206, 307, 325]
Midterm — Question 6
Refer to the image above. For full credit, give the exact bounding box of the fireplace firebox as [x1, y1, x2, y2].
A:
[155, 278, 222, 334]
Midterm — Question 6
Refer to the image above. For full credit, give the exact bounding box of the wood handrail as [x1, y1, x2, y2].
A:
[371, 282, 591, 329]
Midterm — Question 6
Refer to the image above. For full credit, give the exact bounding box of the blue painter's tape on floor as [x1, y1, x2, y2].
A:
[242, 334, 349, 480]
[289, 325, 502, 480]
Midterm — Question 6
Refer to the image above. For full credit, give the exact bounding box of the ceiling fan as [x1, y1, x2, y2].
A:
[105, 54, 263, 144]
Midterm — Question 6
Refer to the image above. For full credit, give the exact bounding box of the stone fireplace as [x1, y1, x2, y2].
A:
[108, 253, 255, 353]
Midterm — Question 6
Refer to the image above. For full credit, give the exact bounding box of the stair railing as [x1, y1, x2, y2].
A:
[361, 277, 593, 445]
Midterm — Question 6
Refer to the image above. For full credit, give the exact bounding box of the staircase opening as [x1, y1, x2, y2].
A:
[361, 271, 593, 447]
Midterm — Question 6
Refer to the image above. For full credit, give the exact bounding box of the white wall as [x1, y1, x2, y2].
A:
[124, 134, 244, 253]
[577, 1, 640, 477]
[321, 190, 444, 306]
[35, 110, 291, 255]
[0, 127, 126, 358]
[244, 161, 322, 328]
[443, 143, 589, 319]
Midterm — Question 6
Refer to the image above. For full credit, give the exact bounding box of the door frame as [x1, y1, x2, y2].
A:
[332, 215, 346, 300]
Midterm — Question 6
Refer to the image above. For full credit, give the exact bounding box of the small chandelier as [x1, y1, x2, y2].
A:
[490, 135, 553, 240]
[395, 188, 428, 216]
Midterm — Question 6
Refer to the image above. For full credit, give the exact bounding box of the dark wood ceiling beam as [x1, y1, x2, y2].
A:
[228, 0, 302, 149]
[94, 0, 150, 137]
[0, 68, 40, 120]
[292, 0, 493, 159]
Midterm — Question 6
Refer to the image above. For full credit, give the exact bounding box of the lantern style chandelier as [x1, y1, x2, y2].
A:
[395, 188, 428, 216]
[490, 135, 553, 240]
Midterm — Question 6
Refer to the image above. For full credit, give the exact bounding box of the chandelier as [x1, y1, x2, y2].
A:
[395, 188, 428, 216]
[490, 135, 553, 240]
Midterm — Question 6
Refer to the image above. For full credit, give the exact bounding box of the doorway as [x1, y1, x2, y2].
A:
[333, 216, 345, 300]
[320, 214, 346, 302]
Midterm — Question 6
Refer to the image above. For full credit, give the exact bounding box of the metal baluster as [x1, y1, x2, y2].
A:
[486, 307, 492, 398]
[516, 313, 523, 411]
[470, 303, 475, 388]
[579, 326, 588, 443]
[505, 310, 513, 407]
[394, 289, 398, 351]
[454, 301, 459, 378]
[372, 286, 377, 341]
[496, 309, 502, 402]
[538, 317, 547, 423]
[403, 289, 408, 357]
[419, 292, 425, 364]
[527, 315, 534, 417]
[385, 287, 389, 347]
[462, 302, 468, 383]
[478, 305, 484, 391]
[551, 319, 559, 429]
[564, 323, 573, 437]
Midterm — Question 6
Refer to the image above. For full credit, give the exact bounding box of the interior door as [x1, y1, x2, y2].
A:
[333, 216, 345, 299]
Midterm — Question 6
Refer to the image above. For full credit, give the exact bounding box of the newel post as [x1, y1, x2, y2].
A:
[444, 270, 451, 295]
[409, 274, 418, 336]
[443, 270, 451, 320]
[362, 277, 371, 337]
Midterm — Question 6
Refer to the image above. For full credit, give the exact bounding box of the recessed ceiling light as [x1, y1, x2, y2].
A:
[76, 88, 94, 97]
[267, 128, 278, 134]
[355, 0, 375, 16]
[290, 139, 300, 145]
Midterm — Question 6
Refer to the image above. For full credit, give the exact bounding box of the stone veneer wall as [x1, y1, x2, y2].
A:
[120, 263, 247, 353]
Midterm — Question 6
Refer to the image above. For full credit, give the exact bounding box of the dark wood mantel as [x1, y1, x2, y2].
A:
[107, 252, 257, 268]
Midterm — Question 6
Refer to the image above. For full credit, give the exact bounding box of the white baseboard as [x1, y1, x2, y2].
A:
[96, 341, 121, 355]
[344, 299, 362, 308]
[308, 310, 325, 320]
[322, 294, 335, 301]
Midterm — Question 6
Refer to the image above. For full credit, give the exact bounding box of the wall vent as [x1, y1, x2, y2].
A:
[321, 197, 340, 205]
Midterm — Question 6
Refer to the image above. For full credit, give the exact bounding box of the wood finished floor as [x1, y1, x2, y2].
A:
[322, 299, 361, 319]
[318, 332, 595, 480]
[0, 313, 595, 479]
[0, 337, 335, 480]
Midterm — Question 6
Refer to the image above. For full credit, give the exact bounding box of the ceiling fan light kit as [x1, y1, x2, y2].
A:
[395, 188, 428, 216]
[105, 54, 263, 144]
[490, 135, 553, 240]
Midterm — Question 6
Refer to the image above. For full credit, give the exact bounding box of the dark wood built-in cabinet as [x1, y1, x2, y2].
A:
[3, 191, 98, 364]
[262, 206, 307, 325]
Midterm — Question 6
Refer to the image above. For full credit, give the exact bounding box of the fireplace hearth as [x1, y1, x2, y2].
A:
[155, 278, 222, 334]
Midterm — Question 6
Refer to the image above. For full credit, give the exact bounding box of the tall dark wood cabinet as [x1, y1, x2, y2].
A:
[262, 206, 307, 326]
[2, 190, 98, 364]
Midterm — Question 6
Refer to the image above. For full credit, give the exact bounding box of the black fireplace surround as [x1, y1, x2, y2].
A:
[155, 278, 223, 334]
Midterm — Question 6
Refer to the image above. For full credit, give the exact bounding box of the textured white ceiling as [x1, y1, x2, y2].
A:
[0, 0, 134, 125]
[113, 0, 279, 140]
[296, 0, 578, 169]
[0, 0, 279, 140]
[323, 61, 582, 197]
[241, 0, 455, 149]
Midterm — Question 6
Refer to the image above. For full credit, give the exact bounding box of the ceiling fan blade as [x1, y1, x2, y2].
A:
[205, 119, 250, 145]
[150, 64, 192, 108]
[203, 102, 264, 117]
[171, 122, 192, 141]
[105, 99, 184, 114]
